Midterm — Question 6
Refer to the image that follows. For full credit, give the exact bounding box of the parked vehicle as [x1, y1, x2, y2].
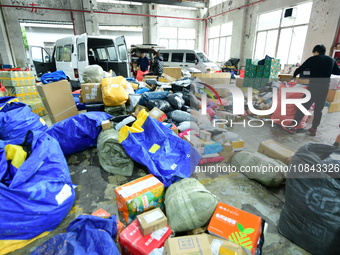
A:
[159, 49, 219, 73]
[29, 33, 129, 90]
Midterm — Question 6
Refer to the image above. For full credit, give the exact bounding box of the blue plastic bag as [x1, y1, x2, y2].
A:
[138, 91, 169, 105]
[46, 112, 112, 156]
[0, 101, 48, 148]
[119, 110, 202, 187]
[41, 70, 68, 84]
[0, 131, 75, 254]
[31, 215, 120, 255]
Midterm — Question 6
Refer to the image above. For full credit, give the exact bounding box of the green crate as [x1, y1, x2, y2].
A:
[257, 65, 265, 72]
[245, 71, 256, 78]
[256, 71, 264, 78]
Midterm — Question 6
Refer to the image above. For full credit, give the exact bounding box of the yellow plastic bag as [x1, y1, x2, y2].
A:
[101, 76, 128, 106]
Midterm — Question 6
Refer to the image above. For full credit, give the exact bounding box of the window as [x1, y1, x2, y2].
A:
[162, 53, 169, 62]
[171, 53, 184, 62]
[159, 27, 196, 49]
[97, 48, 108, 60]
[208, 22, 233, 62]
[78, 43, 86, 61]
[56, 46, 63, 61]
[254, 1, 313, 65]
[186, 53, 197, 63]
[107, 46, 118, 61]
[118, 45, 127, 60]
[209, 0, 223, 8]
[63, 45, 72, 62]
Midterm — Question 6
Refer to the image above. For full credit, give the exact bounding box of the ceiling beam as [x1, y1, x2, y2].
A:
[118, 0, 207, 8]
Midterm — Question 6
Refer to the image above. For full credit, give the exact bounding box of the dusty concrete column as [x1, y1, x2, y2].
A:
[1, 7, 26, 67]
[0, 8, 14, 66]
[197, 8, 207, 52]
[69, 0, 87, 35]
[148, 4, 158, 44]
[82, 0, 99, 36]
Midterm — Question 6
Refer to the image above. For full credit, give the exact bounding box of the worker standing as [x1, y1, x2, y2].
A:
[283, 44, 340, 136]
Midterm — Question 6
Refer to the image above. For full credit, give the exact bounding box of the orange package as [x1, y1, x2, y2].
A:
[208, 202, 265, 255]
[91, 208, 125, 241]
[114, 174, 165, 224]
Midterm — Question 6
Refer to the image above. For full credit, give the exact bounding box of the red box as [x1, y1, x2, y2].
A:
[119, 219, 172, 255]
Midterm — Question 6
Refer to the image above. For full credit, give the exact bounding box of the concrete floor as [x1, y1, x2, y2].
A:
[6, 108, 340, 255]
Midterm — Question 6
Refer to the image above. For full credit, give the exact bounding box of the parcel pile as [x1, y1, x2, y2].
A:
[0, 65, 340, 255]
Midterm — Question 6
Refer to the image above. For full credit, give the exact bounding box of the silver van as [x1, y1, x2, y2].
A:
[159, 49, 219, 73]
[29, 33, 129, 90]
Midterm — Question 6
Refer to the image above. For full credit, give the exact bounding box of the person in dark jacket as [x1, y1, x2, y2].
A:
[152, 51, 164, 76]
[283, 44, 340, 136]
[137, 52, 150, 72]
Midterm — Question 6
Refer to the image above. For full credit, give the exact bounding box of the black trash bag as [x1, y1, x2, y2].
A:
[146, 99, 173, 113]
[182, 88, 199, 110]
[258, 55, 273, 65]
[278, 143, 340, 255]
[146, 79, 158, 86]
[167, 94, 185, 110]
[167, 110, 198, 123]
[181, 105, 190, 112]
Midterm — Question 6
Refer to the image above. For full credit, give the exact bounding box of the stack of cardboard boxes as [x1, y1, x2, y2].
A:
[0, 70, 47, 117]
[244, 59, 280, 89]
[327, 88, 340, 113]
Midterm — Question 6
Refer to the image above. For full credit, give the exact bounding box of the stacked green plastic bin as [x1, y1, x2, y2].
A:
[244, 59, 280, 89]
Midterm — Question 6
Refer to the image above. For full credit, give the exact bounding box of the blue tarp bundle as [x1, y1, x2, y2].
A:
[0, 131, 75, 253]
[0, 98, 47, 148]
[119, 110, 202, 187]
[41, 70, 68, 84]
[46, 112, 112, 156]
[31, 215, 120, 255]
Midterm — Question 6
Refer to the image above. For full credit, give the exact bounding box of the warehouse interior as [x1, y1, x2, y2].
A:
[1, 0, 340, 255]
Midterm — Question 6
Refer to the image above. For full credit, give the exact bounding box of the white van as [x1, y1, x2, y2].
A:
[29, 33, 129, 90]
[159, 49, 219, 73]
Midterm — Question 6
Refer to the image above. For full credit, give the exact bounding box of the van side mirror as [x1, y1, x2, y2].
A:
[195, 59, 198, 65]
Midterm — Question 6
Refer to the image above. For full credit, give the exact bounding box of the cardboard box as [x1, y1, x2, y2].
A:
[91, 208, 111, 218]
[296, 78, 309, 85]
[163, 67, 182, 80]
[199, 130, 211, 141]
[183, 134, 204, 154]
[219, 150, 234, 163]
[163, 234, 212, 255]
[236, 77, 244, 88]
[278, 74, 291, 82]
[119, 219, 172, 255]
[137, 208, 167, 236]
[91, 209, 125, 241]
[192, 72, 231, 86]
[213, 133, 229, 145]
[327, 89, 340, 102]
[101, 120, 111, 130]
[135, 104, 149, 114]
[257, 139, 295, 164]
[114, 174, 165, 224]
[208, 202, 263, 255]
[163, 233, 249, 255]
[23, 98, 47, 117]
[149, 107, 167, 122]
[36, 80, 78, 123]
[222, 141, 233, 152]
[231, 139, 244, 151]
[328, 101, 340, 113]
[80, 83, 102, 103]
[187, 226, 207, 235]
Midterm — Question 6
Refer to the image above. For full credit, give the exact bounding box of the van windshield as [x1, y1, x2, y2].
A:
[196, 52, 211, 63]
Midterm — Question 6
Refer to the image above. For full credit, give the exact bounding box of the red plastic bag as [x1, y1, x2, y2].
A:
[136, 70, 149, 81]
[0, 82, 6, 93]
